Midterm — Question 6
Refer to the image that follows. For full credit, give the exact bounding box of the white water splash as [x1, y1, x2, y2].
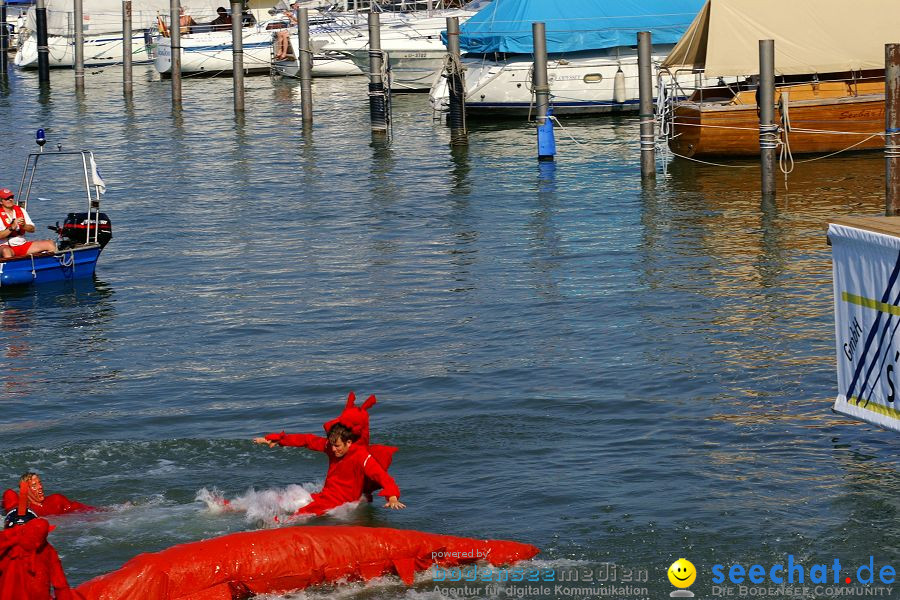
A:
[196, 484, 319, 524]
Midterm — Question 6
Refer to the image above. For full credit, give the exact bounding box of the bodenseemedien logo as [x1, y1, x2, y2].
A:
[668, 558, 697, 598]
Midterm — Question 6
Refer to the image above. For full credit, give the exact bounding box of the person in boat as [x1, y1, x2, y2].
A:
[0, 189, 57, 259]
[2, 473, 95, 522]
[0, 517, 76, 600]
[273, 2, 298, 60]
[178, 6, 197, 34]
[208, 6, 232, 32]
[253, 392, 405, 514]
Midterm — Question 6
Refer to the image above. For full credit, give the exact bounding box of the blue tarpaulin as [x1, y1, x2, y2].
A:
[449, 0, 704, 54]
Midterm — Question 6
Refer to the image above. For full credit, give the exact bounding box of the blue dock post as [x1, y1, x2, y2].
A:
[532, 21, 554, 161]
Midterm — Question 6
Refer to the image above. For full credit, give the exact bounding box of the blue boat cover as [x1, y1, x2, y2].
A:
[450, 0, 704, 54]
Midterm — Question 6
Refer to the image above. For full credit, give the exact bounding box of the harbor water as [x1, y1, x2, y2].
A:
[0, 65, 895, 599]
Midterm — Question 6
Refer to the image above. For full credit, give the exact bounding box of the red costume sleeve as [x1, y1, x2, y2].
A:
[41, 494, 95, 515]
[361, 452, 400, 499]
[45, 545, 75, 600]
[1, 489, 16, 513]
[267, 432, 328, 452]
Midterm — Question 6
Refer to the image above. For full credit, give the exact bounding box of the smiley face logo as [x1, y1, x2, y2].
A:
[668, 558, 696, 589]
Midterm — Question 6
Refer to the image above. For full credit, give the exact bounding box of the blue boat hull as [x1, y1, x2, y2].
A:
[0, 246, 102, 287]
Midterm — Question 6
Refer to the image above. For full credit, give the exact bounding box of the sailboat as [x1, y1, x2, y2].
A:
[14, 0, 171, 68]
[428, 0, 704, 116]
[661, 0, 894, 158]
[317, 0, 486, 90]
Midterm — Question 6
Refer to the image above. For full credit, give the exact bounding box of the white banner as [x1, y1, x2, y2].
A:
[831, 221, 900, 432]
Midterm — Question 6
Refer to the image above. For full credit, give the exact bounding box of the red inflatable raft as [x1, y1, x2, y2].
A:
[75, 526, 539, 600]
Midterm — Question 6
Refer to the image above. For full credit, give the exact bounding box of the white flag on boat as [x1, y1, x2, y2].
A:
[89, 155, 106, 194]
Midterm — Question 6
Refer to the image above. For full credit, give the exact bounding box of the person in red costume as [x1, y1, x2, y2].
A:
[0, 517, 76, 600]
[253, 392, 406, 515]
[3, 473, 95, 522]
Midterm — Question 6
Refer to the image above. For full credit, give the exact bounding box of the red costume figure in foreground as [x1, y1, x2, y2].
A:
[254, 392, 405, 515]
[3, 473, 95, 519]
[0, 518, 75, 600]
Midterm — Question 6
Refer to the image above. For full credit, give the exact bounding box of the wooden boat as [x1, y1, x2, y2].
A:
[660, 0, 898, 158]
[669, 75, 885, 158]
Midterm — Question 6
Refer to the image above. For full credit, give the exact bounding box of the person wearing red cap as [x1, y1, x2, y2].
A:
[3, 473, 95, 524]
[0, 517, 76, 600]
[253, 392, 405, 515]
[0, 189, 57, 259]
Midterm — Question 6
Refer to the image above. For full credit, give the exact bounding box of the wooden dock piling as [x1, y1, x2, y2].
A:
[886, 43, 900, 215]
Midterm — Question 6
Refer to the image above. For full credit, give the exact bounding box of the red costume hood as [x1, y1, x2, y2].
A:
[323, 391, 377, 446]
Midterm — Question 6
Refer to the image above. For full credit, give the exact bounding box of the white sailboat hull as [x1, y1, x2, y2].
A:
[321, 9, 475, 91]
[272, 52, 363, 77]
[14, 31, 153, 68]
[430, 46, 682, 116]
[154, 29, 273, 75]
[339, 41, 447, 91]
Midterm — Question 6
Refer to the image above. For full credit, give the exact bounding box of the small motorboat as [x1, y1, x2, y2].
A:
[0, 131, 112, 288]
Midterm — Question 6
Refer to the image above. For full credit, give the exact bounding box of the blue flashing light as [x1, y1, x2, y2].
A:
[36, 129, 46, 146]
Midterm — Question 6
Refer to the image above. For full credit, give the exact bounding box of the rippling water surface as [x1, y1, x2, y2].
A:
[0, 64, 896, 598]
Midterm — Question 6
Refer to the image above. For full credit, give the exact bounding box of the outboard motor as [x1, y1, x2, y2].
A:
[52, 212, 113, 250]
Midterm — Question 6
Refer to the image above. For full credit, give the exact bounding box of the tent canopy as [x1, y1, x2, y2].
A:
[662, 0, 900, 77]
[447, 0, 704, 55]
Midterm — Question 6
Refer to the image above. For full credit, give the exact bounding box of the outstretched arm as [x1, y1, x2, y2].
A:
[362, 454, 405, 509]
[42, 494, 96, 514]
[253, 432, 328, 452]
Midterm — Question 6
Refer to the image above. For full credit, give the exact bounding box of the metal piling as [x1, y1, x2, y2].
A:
[122, 0, 133, 96]
[445, 16, 466, 146]
[638, 31, 655, 179]
[759, 39, 776, 198]
[231, 0, 244, 113]
[368, 11, 389, 135]
[298, 7, 312, 126]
